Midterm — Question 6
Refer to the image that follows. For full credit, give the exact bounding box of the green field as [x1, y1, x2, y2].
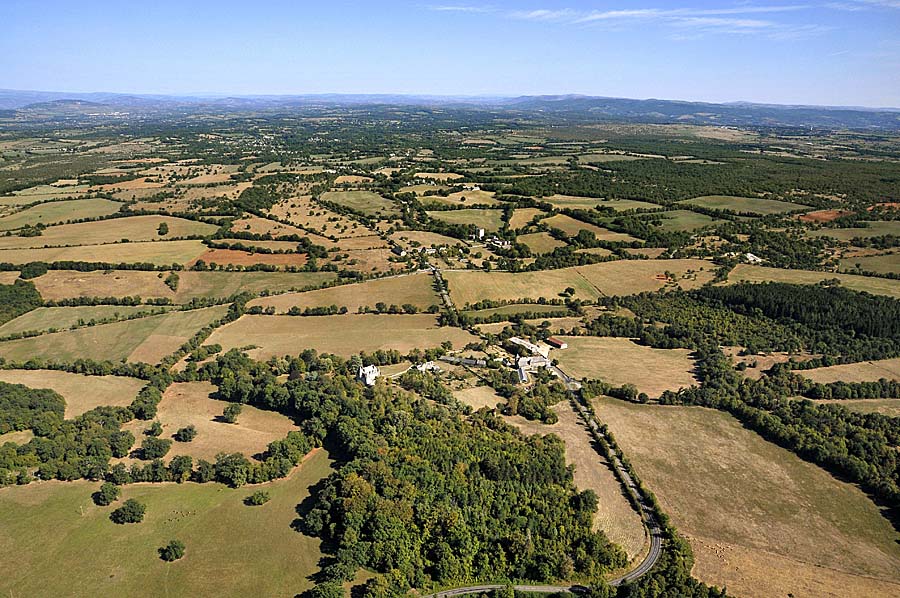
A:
[0, 240, 209, 266]
[644, 210, 727, 232]
[808, 221, 900, 241]
[543, 214, 640, 242]
[680, 195, 811, 215]
[0, 305, 228, 364]
[320, 190, 398, 216]
[426, 209, 505, 231]
[544, 195, 661, 212]
[460, 303, 571, 318]
[0, 450, 332, 598]
[839, 253, 900, 275]
[0, 305, 171, 337]
[0, 198, 122, 231]
[726, 264, 900, 299]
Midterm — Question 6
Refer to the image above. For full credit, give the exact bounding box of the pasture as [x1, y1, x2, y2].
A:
[507, 208, 547, 229]
[680, 195, 811, 215]
[452, 386, 504, 411]
[206, 314, 478, 359]
[542, 214, 639, 242]
[544, 196, 660, 212]
[249, 272, 438, 313]
[268, 196, 368, 239]
[426, 209, 504, 232]
[0, 305, 171, 337]
[0, 240, 209, 266]
[504, 401, 648, 560]
[801, 357, 900, 384]
[319, 190, 399, 217]
[0, 198, 122, 231]
[390, 230, 465, 248]
[0, 369, 145, 419]
[461, 303, 571, 319]
[808, 221, 900, 241]
[421, 190, 500, 207]
[645, 210, 726, 232]
[839, 253, 900, 275]
[726, 264, 900, 299]
[0, 450, 331, 598]
[812, 399, 900, 418]
[517, 231, 567, 254]
[0, 305, 228, 364]
[556, 336, 697, 397]
[174, 271, 336, 302]
[595, 398, 900, 598]
[190, 248, 307, 269]
[0, 215, 218, 249]
[32, 270, 176, 301]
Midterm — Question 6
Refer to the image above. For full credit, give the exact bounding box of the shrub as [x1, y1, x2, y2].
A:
[159, 539, 185, 562]
[110, 498, 145, 524]
[244, 490, 270, 506]
[173, 425, 197, 442]
[93, 482, 120, 506]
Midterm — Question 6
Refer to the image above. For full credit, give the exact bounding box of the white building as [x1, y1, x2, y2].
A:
[357, 365, 381, 386]
[509, 336, 550, 358]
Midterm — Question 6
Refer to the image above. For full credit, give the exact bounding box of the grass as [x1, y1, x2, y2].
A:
[557, 337, 697, 397]
[445, 259, 713, 305]
[726, 264, 900, 299]
[839, 253, 900, 275]
[426, 209, 505, 232]
[248, 272, 439, 313]
[542, 214, 639, 242]
[812, 399, 900, 417]
[0, 240, 209, 266]
[320, 190, 399, 217]
[508, 208, 547, 230]
[174, 271, 337, 303]
[595, 398, 900, 598]
[679, 195, 811, 215]
[0, 215, 218, 249]
[0, 305, 171, 337]
[0, 369, 144, 419]
[421, 190, 500, 207]
[544, 196, 660, 212]
[116, 382, 297, 464]
[808, 221, 900, 241]
[207, 314, 478, 359]
[800, 357, 900, 384]
[32, 270, 176, 302]
[504, 401, 648, 561]
[461, 303, 570, 318]
[0, 305, 228, 364]
[452, 386, 504, 410]
[644, 209, 727, 232]
[0, 198, 122, 231]
[517, 231, 568, 254]
[0, 449, 331, 598]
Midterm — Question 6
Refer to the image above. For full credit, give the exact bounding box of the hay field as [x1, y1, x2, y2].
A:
[422, 190, 500, 207]
[517, 232, 567, 254]
[390, 230, 465, 248]
[268, 196, 368, 238]
[544, 196, 660, 212]
[680, 195, 811, 215]
[839, 253, 900, 275]
[249, 272, 438, 313]
[32, 270, 176, 301]
[508, 208, 547, 230]
[0, 215, 218, 250]
[0, 305, 171, 337]
[461, 303, 570, 319]
[0, 305, 228, 364]
[207, 314, 478, 359]
[647, 210, 726, 232]
[0, 240, 208, 266]
[0, 198, 122, 231]
[320, 190, 398, 216]
[117, 382, 297, 464]
[426, 209, 505, 232]
[0, 370, 144, 419]
[556, 337, 697, 397]
[595, 398, 900, 598]
[542, 214, 639, 242]
[452, 386, 504, 410]
[0, 450, 331, 598]
[174, 271, 336, 302]
[726, 264, 900, 299]
[505, 401, 647, 560]
[445, 259, 713, 305]
[801, 358, 900, 384]
[414, 172, 464, 181]
[809, 221, 900, 241]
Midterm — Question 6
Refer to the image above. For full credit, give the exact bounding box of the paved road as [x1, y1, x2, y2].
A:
[425, 368, 664, 598]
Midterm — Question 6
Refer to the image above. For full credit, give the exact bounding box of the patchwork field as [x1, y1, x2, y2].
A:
[542, 214, 639, 242]
[0, 305, 228, 364]
[117, 382, 298, 464]
[320, 190, 399, 216]
[726, 264, 900, 299]
[249, 272, 438, 313]
[0, 369, 145, 419]
[801, 358, 900, 384]
[426, 209, 504, 232]
[0, 305, 171, 337]
[504, 401, 648, 561]
[445, 259, 713, 305]
[680, 195, 811, 215]
[595, 399, 900, 598]
[0, 215, 218, 249]
[0, 240, 209, 266]
[556, 337, 697, 397]
[544, 196, 661, 212]
[207, 314, 478, 359]
[0, 449, 332, 597]
[517, 231, 567, 254]
[0, 198, 122, 231]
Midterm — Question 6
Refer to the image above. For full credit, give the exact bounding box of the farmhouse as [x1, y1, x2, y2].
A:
[357, 364, 380, 386]
[509, 336, 550, 358]
[547, 337, 568, 349]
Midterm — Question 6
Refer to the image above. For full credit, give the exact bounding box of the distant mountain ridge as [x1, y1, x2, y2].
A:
[1, 89, 898, 130]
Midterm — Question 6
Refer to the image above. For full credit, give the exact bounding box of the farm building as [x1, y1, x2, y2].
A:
[357, 364, 381, 386]
[509, 336, 550, 358]
[547, 337, 568, 349]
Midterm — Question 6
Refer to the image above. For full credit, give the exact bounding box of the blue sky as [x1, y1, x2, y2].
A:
[2, 1, 899, 107]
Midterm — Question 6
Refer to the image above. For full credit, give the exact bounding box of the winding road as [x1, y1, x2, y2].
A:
[424, 369, 665, 598]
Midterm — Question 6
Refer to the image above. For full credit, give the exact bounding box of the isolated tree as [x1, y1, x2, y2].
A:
[157, 222, 169, 236]
[173, 425, 197, 442]
[93, 482, 121, 506]
[110, 499, 146, 524]
[222, 403, 242, 424]
[159, 539, 185, 562]
[244, 490, 270, 506]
